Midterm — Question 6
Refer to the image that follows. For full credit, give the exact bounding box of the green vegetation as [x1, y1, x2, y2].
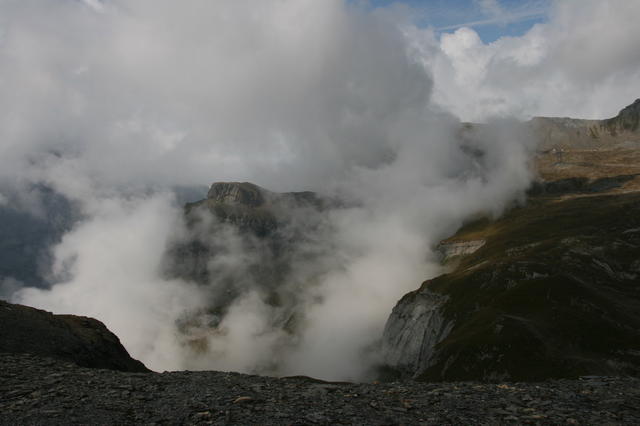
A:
[417, 192, 640, 381]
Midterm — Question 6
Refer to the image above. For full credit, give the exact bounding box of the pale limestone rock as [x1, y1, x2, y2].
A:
[381, 289, 453, 377]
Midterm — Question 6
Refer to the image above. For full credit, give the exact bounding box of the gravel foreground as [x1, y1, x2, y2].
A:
[1, 353, 639, 425]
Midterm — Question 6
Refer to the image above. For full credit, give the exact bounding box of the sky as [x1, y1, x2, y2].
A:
[425, 0, 640, 121]
[1, 0, 640, 380]
[369, 0, 551, 42]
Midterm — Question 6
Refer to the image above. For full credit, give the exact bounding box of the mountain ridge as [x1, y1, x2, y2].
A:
[529, 98, 640, 150]
[380, 97, 640, 382]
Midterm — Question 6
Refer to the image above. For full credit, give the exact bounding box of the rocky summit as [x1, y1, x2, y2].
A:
[185, 181, 326, 236]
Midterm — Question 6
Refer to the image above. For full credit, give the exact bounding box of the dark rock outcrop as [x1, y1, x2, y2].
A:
[0, 300, 148, 372]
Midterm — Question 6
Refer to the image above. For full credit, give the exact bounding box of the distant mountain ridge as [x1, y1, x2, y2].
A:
[530, 98, 640, 150]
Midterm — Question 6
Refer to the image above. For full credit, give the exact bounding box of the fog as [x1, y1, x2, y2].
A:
[0, 0, 634, 380]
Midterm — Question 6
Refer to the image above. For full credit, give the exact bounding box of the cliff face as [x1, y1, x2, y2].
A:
[207, 182, 267, 207]
[0, 300, 148, 372]
[381, 99, 640, 382]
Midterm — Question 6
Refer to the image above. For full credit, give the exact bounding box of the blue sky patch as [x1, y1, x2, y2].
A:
[366, 0, 550, 43]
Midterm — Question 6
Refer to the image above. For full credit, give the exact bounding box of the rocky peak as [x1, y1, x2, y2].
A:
[605, 98, 640, 132]
[206, 182, 269, 207]
[619, 98, 640, 116]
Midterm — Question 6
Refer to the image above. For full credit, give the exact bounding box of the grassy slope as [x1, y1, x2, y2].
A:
[418, 192, 640, 381]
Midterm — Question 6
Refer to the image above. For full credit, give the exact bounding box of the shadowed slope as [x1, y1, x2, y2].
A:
[0, 300, 148, 372]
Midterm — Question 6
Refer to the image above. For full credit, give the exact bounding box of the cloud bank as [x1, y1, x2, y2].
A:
[423, 0, 640, 121]
[1, 0, 636, 380]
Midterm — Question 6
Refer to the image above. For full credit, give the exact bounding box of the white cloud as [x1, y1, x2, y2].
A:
[432, 0, 548, 32]
[14, 192, 209, 370]
[422, 0, 640, 121]
[0, 0, 431, 192]
[475, 0, 504, 19]
[0, 0, 569, 380]
[1, 277, 23, 300]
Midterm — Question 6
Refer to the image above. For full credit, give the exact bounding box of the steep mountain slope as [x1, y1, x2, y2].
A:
[381, 99, 640, 381]
[383, 192, 640, 381]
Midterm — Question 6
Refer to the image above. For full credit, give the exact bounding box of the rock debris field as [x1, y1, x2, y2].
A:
[1, 353, 639, 425]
